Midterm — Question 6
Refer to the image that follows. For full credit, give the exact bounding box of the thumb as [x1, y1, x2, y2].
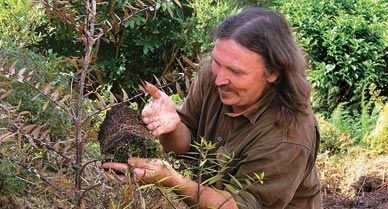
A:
[145, 82, 161, 99]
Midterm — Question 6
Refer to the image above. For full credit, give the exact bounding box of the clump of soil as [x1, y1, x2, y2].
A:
[323, 176, 388, 209]
[98, 104, 156, 162]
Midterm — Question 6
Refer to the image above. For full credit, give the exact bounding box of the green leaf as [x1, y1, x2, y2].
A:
[224, 183, 238, 194]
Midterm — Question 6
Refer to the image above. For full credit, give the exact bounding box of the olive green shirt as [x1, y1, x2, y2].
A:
[177, 67, 322, 209]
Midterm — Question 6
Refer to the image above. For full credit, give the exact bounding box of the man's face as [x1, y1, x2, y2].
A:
[211, 39, 278, 113]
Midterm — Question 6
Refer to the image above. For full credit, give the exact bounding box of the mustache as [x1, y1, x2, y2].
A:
[218, 84, 239, 95]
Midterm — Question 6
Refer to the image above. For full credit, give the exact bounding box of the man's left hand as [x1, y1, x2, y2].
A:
[103, 157, 177, 186]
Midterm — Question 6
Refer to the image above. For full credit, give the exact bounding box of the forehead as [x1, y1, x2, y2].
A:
[212, 39, 266, 70]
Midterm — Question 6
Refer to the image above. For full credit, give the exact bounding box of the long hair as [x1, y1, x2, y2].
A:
[215, 8, 312, 131]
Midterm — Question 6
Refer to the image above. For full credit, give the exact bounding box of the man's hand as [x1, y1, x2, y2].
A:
[127, 157, 176, 186]
[142, 82, 180, 136]
[102, 157, 177, 187]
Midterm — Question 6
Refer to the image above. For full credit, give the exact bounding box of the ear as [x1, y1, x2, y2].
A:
[266, 69, 280, 83]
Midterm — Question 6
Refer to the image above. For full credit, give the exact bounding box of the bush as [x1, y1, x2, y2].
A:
[34, 0, 186, 97]
[272, 0, 388, 113]
[178, 0, 239, 57]
[0, 0, 46, 48]
[317, 115, 354, 154]
[0, 48, 71, 140]
[364, 103, 388, 154]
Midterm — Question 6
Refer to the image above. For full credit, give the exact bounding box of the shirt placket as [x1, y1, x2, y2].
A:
[216, 114, 233, 146]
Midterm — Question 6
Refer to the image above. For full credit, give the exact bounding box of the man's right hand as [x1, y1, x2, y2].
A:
[141, 82, 180, 136]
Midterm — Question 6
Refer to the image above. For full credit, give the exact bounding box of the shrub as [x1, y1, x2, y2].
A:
[34, 0, 186, 97]
[0, 48, 71, 140]
[364, 103, 388, 154]
[316, 114, 354, 154]
[0, 0, 46, 48]
[178, 0, 239, 57]
[272, 0, 388, 113]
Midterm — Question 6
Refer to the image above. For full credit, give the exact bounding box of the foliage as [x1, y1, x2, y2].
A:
[317, 148, 388, 197]
[364, 103, 388, 154]
[178, 0, 239, 58]
[34, 0, 186, 97]
[0, 0, 191, 207]
[316, 114, 354, 154]
[0, 48, 71, 140]
[272, 0, 388, 113]
[184, 137, 264, 206]
[0, 0, 46, 49]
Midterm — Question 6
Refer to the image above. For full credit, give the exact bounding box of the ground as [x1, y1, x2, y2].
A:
[323, 186, 387, 208]
[322, 172, 388, 209]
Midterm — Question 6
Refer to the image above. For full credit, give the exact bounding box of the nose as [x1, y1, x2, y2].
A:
[214, 68, 230, 86]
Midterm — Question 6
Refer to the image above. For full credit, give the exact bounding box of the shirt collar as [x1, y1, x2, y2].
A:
[225, 92, 276, 125]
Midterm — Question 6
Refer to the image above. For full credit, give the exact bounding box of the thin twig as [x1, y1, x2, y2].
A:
[84, 73, 184, 122]
[0, 102, 74, 166]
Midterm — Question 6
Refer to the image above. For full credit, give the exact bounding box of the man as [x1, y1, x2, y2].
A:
[103, 8, 322, 209]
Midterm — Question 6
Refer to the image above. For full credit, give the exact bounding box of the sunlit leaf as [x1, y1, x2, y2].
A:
[25, 71, 34, 82]
[109, 92, 117, 105]
[44, 83, 52, 94]
[202, 175, 222, 185]
[8, 62, 17, 75]
[166, 3, 174, 17]
[60, 94, 71, 103]
[122, 89, 129, 101]
[224, 183, 238, 194]
[18, 111, 31, 117]
[136, 183, 155, 190]
[18, 68, 26, 77]
[153, 75, 162, 87]
[173, 0, 181, 7]
[134, 0, 146, 8]
[230, 175, 243, 189]
[51, 90, 60, 101]
[42, 100, 50, 111]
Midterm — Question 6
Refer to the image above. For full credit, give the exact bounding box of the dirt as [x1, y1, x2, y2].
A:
[322, 176, 388, 209]
[97, 104, 153, 162]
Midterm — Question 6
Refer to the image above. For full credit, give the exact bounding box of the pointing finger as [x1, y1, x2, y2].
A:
[145, 82, 161, 99]
[102, 162, 129, 173]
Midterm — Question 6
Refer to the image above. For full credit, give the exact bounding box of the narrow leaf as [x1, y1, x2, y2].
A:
[96, 92, 106, 106]
[25, 71, 34, 82]
[18, 68, 26, 78]
[18, 111, 31, 117]
[0, 89, 13, 99]
[173, 0, 182, 7]
[0, 132, 15, 142]
[166, 3, 174, 17]
[224, 183, 238, 194]
[8, 62, 17, 75]
[109, 92, 117, 105]
[42, 100, 50, 111]
[31, 125, 44, 139]
[44, 83, 51, 94]
[0, 82, 11, 88]
[230, 175, 243, 189]
[22, 124, 37, 133]
[122, 89, 129, 101]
